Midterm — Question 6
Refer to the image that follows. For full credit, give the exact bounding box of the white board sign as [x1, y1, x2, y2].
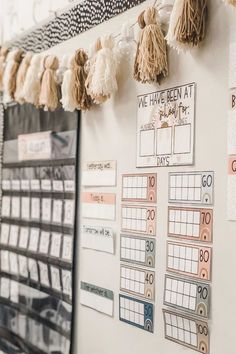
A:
[137, 83, 195, 167]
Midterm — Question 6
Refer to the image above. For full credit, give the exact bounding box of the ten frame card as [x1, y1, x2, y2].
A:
[120, 235, 156, 268]
[163, 309, 209, 354]
[122, 173, 157, 203]
[164, 275, 210, 318]
[169, 171, 214, 205]
[167, 242, 212, 281]
[137, 83, 195, 168]
[168, 207, 213, 243]
[120, 264, 155, 301]
[119, 294, 154, 333]
[121, 205, 156, 236]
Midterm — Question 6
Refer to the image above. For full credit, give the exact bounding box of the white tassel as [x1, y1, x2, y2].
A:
[166, 0, 187, 53]
[57, 54, 70, 84]
[23, 54, 43, 106]
[89, 34, 118, 103]
[60, 55, 78, 112]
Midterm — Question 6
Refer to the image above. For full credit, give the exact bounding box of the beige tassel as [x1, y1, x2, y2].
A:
[86, 38, 110, 104]
[3, 49, 23, 103]
[23, 54, 43, 106]
[71, 49, 92, 110]
[167, 0, 208, 51]
[15, 52, 33, 104]
[134, 7, 168, 84]
[223, 0, 236, 5]
[39, 55, 60, 111]
[0, 47, 9, 92]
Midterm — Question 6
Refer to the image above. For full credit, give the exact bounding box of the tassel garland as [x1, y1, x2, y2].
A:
[39, 55, 60, 111]
[3, 49, 23, 103]
[0, 47, 9, 92]
[15, 52, 33, 104]
[23, 54, 43, 106]
[166, 0, 208, 51]
[134, 7, 168, 84]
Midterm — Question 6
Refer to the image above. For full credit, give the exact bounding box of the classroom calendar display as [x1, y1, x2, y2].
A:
[119, 173, 157, 333]
[136, 83, 195, 168]
[0, 104, 78, 354]
[163, 171, 214, 354]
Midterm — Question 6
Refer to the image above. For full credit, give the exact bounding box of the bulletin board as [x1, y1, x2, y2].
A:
[0, 103, 79, 354]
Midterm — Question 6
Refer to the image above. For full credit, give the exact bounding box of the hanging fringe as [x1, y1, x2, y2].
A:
[57, 54, 70, 84]
[39, 55, 60, 111]
[71, 49, 92, 110]
[0, 47, 9, 93]
[3, 49, 23, 103]
[61, 55, 78, 112]
[86, 35, 118, 104]
[167, 0, 208, 52]
[223, 0, 236, 5]
[15, 52, 33, 104]
[134, 7, 168, 84]
[23, 54, 43, 106]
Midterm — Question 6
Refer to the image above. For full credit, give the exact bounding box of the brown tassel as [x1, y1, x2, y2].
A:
[71, 49, 92, 110]
[39, 55, 60, 111]
[0, 47, 9, 92]
[133, 7, 168, 84]
[175, 0, 208, 46]
[227, 0, 236, 5]
[15, 52, 33, 104]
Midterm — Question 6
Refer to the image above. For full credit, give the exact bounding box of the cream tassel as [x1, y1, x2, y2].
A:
[15, 52, 33, 104]
[223, 0, 236, 5]
[134, 7, 168, 84]
[23, 54, 43, 106]
[57, 54, 70, 84]
[61, 55, 78, 112]
[166, 0, 208, 52]
[0, 47, 9, 93]
[3, 49, 23, 103]
[87, 35, 118, 104]
[39, 55, 60, 111]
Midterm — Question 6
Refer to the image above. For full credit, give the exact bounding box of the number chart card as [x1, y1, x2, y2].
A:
[119, 294, 154, 333]
[82, 192, 116, 221]
[137, 83, 195, 168]
[164, 275, 210, 318]
[163, 309, 209, 354]
[167, 242, 212, 281]
[168, 207, 213, 243]
[120, 265, 155, 301]
[169, 171, 214, 205]
[82, 160, 116, 187]
[122, 173, 157, 203]
[120, 235, 156, 268]
[121, 205, 156, 236]
[80, 282, 114, 317]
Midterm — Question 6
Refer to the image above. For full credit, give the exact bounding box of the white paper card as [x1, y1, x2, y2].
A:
[30, 179, 40, 191]
[64, 200, 75, 226]
[18, 255, 28, 278]
[52, 199, 63, 224]
[21, 197, 30, 220]
[82, 161, 116, 187]
[42, 198, 51, 222]
[11, 197, 20, 218]
[31, 198, 40, 220]
[50, 266, 61, 291]
[18, 131, 52, 161]
[50, 233, 62, 258]
[2, 196, 11, 217]
[28, 228, 40, 252]
[38, 262, 50, 287]
[62, 235, 73, 262]
[28, 258, 39, 282]
[1, 278, 10, 298]
[82, 193, 116, 221]
[82, 225, 114, 254]
[62, 269, 72, 297]
[1, 223, 10, 245]
[9, 225, 19, 247]
[19, 227, 29, 249]
[39, 231, 50, 254]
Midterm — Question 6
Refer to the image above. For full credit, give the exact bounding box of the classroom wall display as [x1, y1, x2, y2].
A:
[137, 83, 196, 168]
[0, 103, 79, 354]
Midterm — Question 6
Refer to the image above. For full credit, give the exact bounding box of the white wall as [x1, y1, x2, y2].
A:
[47, 1, 236, 353]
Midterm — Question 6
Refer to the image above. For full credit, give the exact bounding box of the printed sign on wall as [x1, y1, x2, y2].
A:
[137, 83, 195, 168]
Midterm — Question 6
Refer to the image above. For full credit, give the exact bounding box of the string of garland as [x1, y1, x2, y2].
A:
[0, 0, 209, 112]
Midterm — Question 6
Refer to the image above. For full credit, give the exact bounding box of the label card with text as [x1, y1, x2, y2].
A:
[163, 309, 209, 354]
[137, 83, 195, 168]
[82, 225, 114, 254]
[122, 173, 157, 203]
[82, 161, 116, 187]
[82, 193, 116, 221]
[80, 281, 114, 317]
[18, 131, 52, 161]
[169, 171, 214, 205]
